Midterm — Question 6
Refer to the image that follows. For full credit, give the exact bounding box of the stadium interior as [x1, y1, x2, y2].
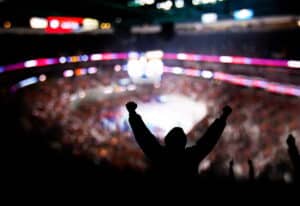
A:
[1, 0, 300, 192]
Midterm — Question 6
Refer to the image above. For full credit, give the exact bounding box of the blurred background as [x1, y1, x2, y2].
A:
[1, 0, 300, 184]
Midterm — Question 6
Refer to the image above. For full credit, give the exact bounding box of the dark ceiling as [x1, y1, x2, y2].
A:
[0, 0, 299, 27]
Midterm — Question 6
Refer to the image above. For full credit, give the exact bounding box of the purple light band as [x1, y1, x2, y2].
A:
[1, 52, 299, 74]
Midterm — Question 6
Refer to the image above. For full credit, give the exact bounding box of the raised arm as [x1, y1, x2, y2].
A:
[248, 159, 255, 181]
[126, 102, 163, 160]
[228, 159, 236, 181]
[187, 106, 232, 162]
[286, 134, 300, 178]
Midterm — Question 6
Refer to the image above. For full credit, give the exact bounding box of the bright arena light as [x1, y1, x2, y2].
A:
[287, 60, 300, 68]
[114, 64, 122, 72]
[127, 53, 164, 84]
[220, 56, 233, 63]
[128, 51, 139, 59]
[201, 70, 213, 79]
[201, 13, 218, 24]
[145, 59, 164, 77]
[18, 77, 38, 88]
[156, 0, 173, 10]
[49, 19, 60, 29]
[39, 74, 47, 82]
[233, 9, 254, 20]
[143, 0, 155, 5]
[177, 53, 187, 60]
[80, 55, 89, 62]
[192, 0, 201, 5]
[82, 18, 99, 31]
[127, 59, 144, 78]
[88, 67, 98, 74]
[201, 0, 217, 4]
[175, 0, 184, 8]
[30, 17, 48, 29]
[75, 68, 87, 76]
[63, 70, 74, 77]
[100, 22, 111, 30]
[24, 60, 37, 68]
[145, 50, 164, 59]
[61, 21, 80, 30]
[59, 56, 67, 64]
[90, 54, 103, 61]
[172, 67, 184, 74]
[3, 21, 12, 29]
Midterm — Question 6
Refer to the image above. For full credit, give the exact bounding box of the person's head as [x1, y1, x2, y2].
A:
[126, 101, 137, 113]
[164, 127, 187, 151]
[287, 134, 295, 146]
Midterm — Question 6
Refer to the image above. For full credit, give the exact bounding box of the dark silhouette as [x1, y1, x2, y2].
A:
[227, 159, 255, 182]
[228, 159, 236, 181]
[126, 101, 232, 178]
[286, 134, 300, 181]
[248, 159, 255, 181]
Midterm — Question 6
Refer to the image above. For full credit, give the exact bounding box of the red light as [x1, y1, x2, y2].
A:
[232, 56, 246, 64]
[75, 68, 87, 76]
[102, 53, 116, 60]
[46, 17, 83, 34]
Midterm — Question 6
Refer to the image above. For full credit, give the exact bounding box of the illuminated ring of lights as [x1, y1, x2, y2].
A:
[3, 52, 300, 97]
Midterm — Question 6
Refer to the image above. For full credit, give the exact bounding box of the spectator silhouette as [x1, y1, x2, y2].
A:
[228, 159, 255, 183]
[126, 101, 232, 178]
[248, 159, 255, 181]
[286, 134, 300, 181]
[228, 159, 236, 181]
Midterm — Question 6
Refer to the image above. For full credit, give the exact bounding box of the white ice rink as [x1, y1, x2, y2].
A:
[122, 94, 207, 139]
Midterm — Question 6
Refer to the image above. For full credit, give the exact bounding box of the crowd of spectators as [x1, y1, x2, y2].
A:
[18, 67, 300, 183]
[160, 74, 300, 182]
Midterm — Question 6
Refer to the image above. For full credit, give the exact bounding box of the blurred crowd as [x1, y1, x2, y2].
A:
[20, 70, 149, 170]
[160, 74, 300, 182]
[19, 68, 300, 183]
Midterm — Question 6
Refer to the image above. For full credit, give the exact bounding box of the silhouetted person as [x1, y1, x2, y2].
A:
[228, 159, 236, 182]
[248, 159, 255, 181]
[126, 101, 232, 178]
[286, 134, 300, 181]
